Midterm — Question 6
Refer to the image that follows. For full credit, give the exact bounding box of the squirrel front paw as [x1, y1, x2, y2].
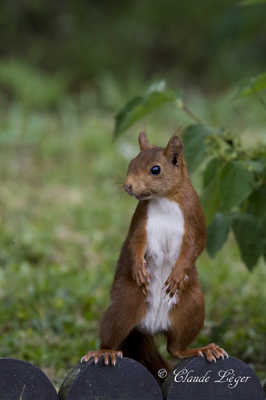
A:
[164, 270, 189, 297]
[132, 258, 150, 296]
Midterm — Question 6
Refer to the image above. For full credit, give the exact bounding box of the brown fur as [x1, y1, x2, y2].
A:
[82, 132, 228, 379]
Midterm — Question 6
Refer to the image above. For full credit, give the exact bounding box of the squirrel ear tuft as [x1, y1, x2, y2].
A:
[138, 131, 151, 151]
[164, 135, 184, 165]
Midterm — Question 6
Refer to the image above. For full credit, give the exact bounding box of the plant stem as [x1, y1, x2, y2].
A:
[181, 103, 203, 124]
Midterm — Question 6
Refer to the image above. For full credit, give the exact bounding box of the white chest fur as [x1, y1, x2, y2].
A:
[138, 197, 185, 335]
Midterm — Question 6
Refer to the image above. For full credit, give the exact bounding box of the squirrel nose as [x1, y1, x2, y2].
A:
[124, 183, 133, 194]
[125, 184, 132, 193]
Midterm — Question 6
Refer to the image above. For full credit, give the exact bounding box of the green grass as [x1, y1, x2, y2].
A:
[0, 93, 265, 389]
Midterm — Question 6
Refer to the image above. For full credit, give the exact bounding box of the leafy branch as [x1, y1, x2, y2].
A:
[113, 81, 266, 270]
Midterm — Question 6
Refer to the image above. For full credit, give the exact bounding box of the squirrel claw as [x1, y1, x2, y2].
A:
[141, 286, 148, 296]
[224, 350, 229, 359]
[164, 281, 177, 297]
[134, 258, 150, 295]
[164, 271, 189, 297]
[81, 350, 123, 366]
[196, 344, 229, 363]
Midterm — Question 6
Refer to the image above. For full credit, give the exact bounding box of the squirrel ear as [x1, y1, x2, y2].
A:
[138, 131, 151, 151]
[164, 135, 184, 166]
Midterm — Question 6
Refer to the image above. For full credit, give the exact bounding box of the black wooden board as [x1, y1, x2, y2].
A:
[59, 356, 163, 400]
[162, 356, 265, 400]
[0, 358, 58, 400]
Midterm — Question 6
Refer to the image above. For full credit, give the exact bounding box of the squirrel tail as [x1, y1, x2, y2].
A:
[119, 328, 170, 383]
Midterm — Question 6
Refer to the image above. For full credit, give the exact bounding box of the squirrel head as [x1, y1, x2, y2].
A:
[124, 131, 186, 200]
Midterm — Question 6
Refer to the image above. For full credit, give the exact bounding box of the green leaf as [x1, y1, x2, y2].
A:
[247, 184, 266, 217]
[238, 72, 266, 97]
[207, 213, 231, 258]
[201, 168, 222, 225]
[203, 157, 221, 188]
[114, 96, 143, 136]
[182, 124, 212, 174]
[232, 213, 262, 270]
[220, 161, 255, 211]
[113, 82, 180, 137]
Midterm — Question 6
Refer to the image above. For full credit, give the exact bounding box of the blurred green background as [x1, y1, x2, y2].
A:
[0, 0, 266, 388]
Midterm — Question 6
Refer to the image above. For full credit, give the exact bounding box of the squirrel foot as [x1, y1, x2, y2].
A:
[198, 343, 229, 362]
[81, 349, 123, 366]
[174, 343, 229, 363]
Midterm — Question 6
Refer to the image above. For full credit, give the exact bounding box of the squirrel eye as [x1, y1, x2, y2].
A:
[150, 165, 161, 175]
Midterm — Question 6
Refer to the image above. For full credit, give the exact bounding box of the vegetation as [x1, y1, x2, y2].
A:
[114, 80, 266, 270]
[0, 89, 265, 388]
[1, 0, 266, 92]
[0, 0, 266, 390]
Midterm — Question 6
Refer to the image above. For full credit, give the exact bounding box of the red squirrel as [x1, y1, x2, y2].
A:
[82, 132, 228, 379]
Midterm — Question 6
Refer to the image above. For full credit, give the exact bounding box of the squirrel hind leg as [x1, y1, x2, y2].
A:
[167, 291, 228, 363]
[169, 344, 229, 363]
[120, 328, 170, 384]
